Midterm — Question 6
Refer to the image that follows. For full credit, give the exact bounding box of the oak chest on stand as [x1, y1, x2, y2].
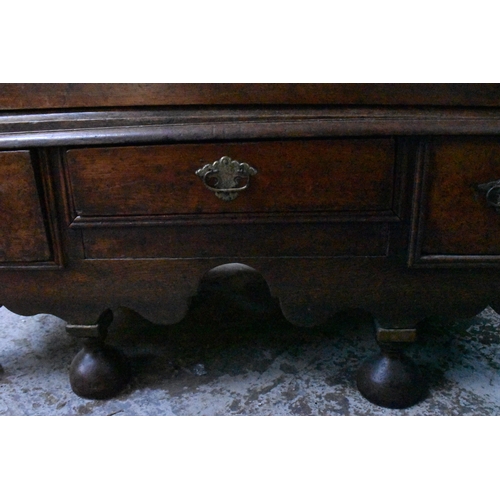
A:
[1, 83, 500, 409]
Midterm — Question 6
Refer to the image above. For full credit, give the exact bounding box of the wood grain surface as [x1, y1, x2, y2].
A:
[0, 151, 51, 262]
[2, 84, 500, 109]
[66, 139, 395, 216]
[423, 137, 500, 256]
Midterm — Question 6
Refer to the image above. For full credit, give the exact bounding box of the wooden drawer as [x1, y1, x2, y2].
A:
[414, 137, 500, 264]
[66, 138, 395, 218]
[0, 151, 51, 263]
[83, 222, 390, 259]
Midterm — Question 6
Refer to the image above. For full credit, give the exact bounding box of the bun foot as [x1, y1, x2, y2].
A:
[357, 348, 425, 409]
[357, 323, 426, 409]
[67, 310, 131, 400]
[70, 343, 131, 399]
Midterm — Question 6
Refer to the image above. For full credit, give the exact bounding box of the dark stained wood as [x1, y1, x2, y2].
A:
[70, 211, 400, 228]
[0, 257, 497, 328]
[67, 310, 131, 399]
[357, 325, 426, 409]
[0, 151, 51, 263]
[66, 139, 395, 217]
[2, 84, 500, 109]
[3, 108, 500, 149]
[82, 223, 390, 259]
[1, 84, 500, 407]
[422, 137, 500, 257]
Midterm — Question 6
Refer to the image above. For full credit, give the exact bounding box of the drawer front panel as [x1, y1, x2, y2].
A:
[83, 223, 389, 259]
[422, 137, 500, 257]
[66, 139, 395, 218]
[0, 151, 51, 263]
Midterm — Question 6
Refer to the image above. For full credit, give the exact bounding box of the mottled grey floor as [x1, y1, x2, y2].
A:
[1, 268, 500, 416]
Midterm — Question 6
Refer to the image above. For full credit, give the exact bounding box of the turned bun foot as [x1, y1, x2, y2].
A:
[357, 322, 426, 409]
[70, 343, 131, 399]
[357, 347, 425, 409]
[67, 310, 131, 400]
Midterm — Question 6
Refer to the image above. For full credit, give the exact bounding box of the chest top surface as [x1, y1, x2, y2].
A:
[1, 83, 500, 109]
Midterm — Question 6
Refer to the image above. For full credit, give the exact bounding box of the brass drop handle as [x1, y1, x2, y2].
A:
[478, 180, 500, 213]
[195, 156, 257, 201]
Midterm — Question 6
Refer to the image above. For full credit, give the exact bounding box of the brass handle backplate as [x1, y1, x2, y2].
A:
[195, 156, 257, 201]
[478, 180, 500, 213]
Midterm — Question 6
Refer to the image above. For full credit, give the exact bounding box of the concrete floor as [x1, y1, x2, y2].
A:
[1, 268, 500, 416]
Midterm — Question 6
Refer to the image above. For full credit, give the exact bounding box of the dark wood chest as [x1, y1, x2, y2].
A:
[1, 84, 499, 408]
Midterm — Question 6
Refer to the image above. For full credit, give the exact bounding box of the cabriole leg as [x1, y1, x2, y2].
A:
[356, 321, 425, 409]
[66, 310, 131, 399]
